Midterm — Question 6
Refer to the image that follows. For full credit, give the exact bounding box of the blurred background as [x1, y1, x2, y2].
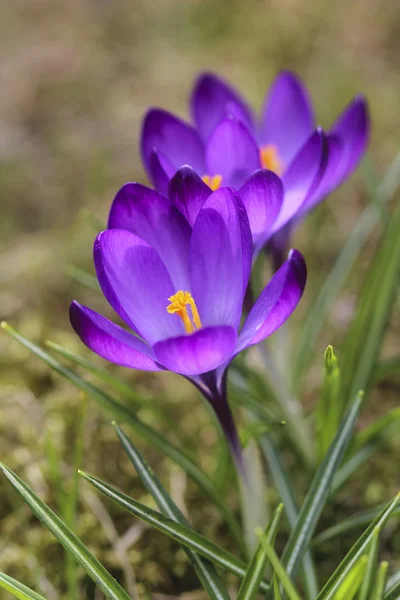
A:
[1, 1, 399, 598]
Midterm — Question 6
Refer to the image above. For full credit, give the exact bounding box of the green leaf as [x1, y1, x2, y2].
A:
[0, 572, 47, 600]
[236, 504, 283, 600]
[316, 346, 342, 461]
[114, 424, 231, 600]
[66, 265, 100, 291]
[293, 151, 400, 387]
[281, 391, 364, 580]
[274, 575, 283, 600]
[256, 537, 303, 600]
[78, 470, 271, 593]
[313, 504, 400, 547]
[373, 357, 400, 384]
[46, 340, 147, 408]
[258, 433, 318, 600]
[1, 322, 241, 545]
[357, 527, 380, 600]
[0, 463, 131, 600]
[316, 493, 400, 600]
[373, 562, 389, 600]
[341, 202, 400, 403]
[333, 555, 368, 600]
[384, 576, 400, 600]
[350, 408, 400, 453]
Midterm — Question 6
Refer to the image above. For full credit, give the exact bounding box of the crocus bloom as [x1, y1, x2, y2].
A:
[141, 71, 369, 263]
[70, 169, 307, 470]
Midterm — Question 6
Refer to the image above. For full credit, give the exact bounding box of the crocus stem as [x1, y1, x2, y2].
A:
[197, 371, 247, 480]
[259, 342, 314, 468]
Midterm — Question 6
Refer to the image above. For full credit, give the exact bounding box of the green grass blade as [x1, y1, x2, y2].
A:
[114, 424, 231, 600]
[316, 346, 342, 461]
[66, 265, 100, 291]
[312, 504, 400, 547]
[341, 203, 400, 403]
[46, 340, 147, 408]
[1, 322, 241, 544]
[373, 357, 400, 384]
[316, 493, 400, 600]
[0, 463, 131, 600]
[257, 538, 303, 600]
[350, 408, 400, 452]
[274, 574, 283, 600]
[384, 577, 400, 600]
[334, 555, 368, 600]
[237, 504, 283, 600]
[259, 434, 318, 600]
[373, 562, 389, 600]
[357, 527, 380, 600]
[78, 470, 271, 593]
[0, 572, 47, 600]
[293, 151, 400, 387]
[281, 391, 364, 580]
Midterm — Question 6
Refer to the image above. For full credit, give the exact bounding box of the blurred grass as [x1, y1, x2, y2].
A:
[1, 0, 399, 597]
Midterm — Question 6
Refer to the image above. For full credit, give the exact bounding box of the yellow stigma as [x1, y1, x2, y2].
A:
[260, 144, 283, 175]
[167, 291, 202, 334]
[202, 174, 223, 191]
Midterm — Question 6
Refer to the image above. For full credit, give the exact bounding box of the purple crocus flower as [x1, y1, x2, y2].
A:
[70, 169, 307, 470]
[141, 71, 369, 263]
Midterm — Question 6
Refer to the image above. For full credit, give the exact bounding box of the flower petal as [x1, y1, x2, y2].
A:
[190, 187, 252, 329]
[108, 183, 191, 290]
[205, 117, 261, 188]
[327, 95, 369, 191]
[239, 169, 284, 250]
[153, 325, 236, 375]
[236, 249, 306, 352]
[259, 71, 315, 166]
[70, 301, 162, 371]
[168, 165, 212, 226]
[191, 72, 254, 142]
[140, 108, 206, 189]
[270, 129, 329, 234]
[94, 229, 181, 344]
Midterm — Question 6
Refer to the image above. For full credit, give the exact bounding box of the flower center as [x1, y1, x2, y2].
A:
[202, 174, 223, 191]
[167, 290, 202, 334]
[259, 144, 283, 175]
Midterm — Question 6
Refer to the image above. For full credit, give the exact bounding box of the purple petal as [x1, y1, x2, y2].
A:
[239, 169, 284, 250]
[270, 129, 329, 234]
[259, 71, 315, 166]
[168, 166, 212, 226]
[140, 109, 206, 190]
[70, 301, 162, 371]
[191, 72, 254, 142]
[108, 183, 191, 290]
[236, 249, 307, 352]
[190, 187, 252, 330]
[205, 117, 261, 188]
[327, 95, 369, 191]
[300, 133, 342, 213]
[146, 150, 172, 196]
[94, 229, 181, 344]
[153, 325, 236, 375]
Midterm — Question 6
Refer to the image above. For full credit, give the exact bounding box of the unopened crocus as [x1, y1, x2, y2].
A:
[70, 170, 307, 471]
[141, 71, 369, 264]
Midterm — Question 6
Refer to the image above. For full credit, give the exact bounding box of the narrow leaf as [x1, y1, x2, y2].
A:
[384, 577, 400, 600]
[259, 433, 318, 600]
[281, 391, 364, 580]
[0, 463, 131, 600]
[334, 555, 368, 600]
[257, 537, 303, 600]
[357, 527, 380, 600]
[237, 504, 283, 600]
[373, 562, 389, 600]
[316, 346, 342, 461]
[1, 322, 241, 544]
[316, 493, 400, 600]
[0, 572, 47, 600]
[114, 424, 231, 600]
[78, 470, 271, 593]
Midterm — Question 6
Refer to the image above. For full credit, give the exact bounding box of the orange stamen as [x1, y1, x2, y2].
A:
[260, 145, 284, 175]
[167, 291, 202, 334]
